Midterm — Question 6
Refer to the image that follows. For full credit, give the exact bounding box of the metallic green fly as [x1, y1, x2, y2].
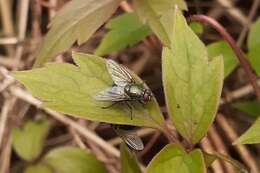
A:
[95, 59, 152, 119]
[95, 59, 149, 151]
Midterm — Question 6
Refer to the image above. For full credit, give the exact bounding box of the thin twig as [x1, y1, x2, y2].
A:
[0, 37, 19, 45]
[13, 0, 30, 70]
[220, 79, 260, 105]
[216, 0, 247, 25]
[45, 134, 71, 147]
[208, 125, 236, 173]
[0, 67, 15, 92]
[69, 127, 87, 149]
[36, 0, 57, 10]
[0, 136, 12, 173]
[119, 1, 133, 12]
[0, 0, 15, 56]
[237, 0, 260, 47]
[190, 14, 260, 102]
[138, 131, 160, 158]
[86, 140, 119, 173]
[0, 97, 15, 148]
[200, 137, 225, 173]
[48, 0, 58, 18]
[162, 121, 181, 145]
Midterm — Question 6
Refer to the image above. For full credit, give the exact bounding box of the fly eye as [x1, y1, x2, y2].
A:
[143, 91, 151, 101]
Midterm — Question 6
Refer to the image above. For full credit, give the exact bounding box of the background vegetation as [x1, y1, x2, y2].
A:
[0, 0, 260, 173]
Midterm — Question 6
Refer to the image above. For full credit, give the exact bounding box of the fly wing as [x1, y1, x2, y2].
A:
[123, 132, 144, 151]
[95, 86, 130, 101]
[106, 59, 134, 87]
[114, 127, 144, 151]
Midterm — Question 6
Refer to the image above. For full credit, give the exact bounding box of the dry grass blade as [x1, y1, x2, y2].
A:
[13, 0, 30, 70]
[216, 114, 260, 173]
[200, 137, 225, 173]
[0, 136, 12, 173]
[0, 97, 15, 148]
[208, 125, 235, 173]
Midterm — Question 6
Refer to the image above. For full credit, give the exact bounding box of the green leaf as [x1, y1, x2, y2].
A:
[147, 144, 206, 173]
[33, 0, 120, 68]
[248, 47, 260, 76]
[12, 119, 49, 161]
[43, 147, 107, 173]
[24, 164, 52, 173]
[133, 0, 187, 46]
[95, 13, 150, 56]
[189, 21, 203, 34]
[207, 41, 238, 78]
[207, 41, 238, 77]
[120, 143, 142, 173]
[233, 117, 260, 144]
[202, 152, 216, 168]
[247, 18, 260, 76]
[14, 53, 164, 129]
[162, 9, 224, 144]
[232, 100, 260, 118]
[247, 18, 260, 51]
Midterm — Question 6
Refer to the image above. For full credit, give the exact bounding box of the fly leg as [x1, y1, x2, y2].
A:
[125, 101, 133, 120]
[101, 102, 118, 109]
[138, 100, 145, 108]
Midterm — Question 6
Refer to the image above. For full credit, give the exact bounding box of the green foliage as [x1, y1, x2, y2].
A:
[43, 147, 107, 173]
[95, 13, 150, 56]
[248, 48, 260, 76]
[133, 0, 187, 46]
[162, 9, 223, 144]
[120, 143, 142, 173]
[24, 164, 52, 173]
[189, 21, 203, 34]
[146, 144, 206, 173]
[232, 100, 260, 118]
[248, 18, 260, 76]
[12, 119, 49, 161]
[207, 41, 238, 78]
[233, 117, 260, 145]
[33, 0, 120, 68]
[14, 53, 164, 129]
[247, 18, 260, 51]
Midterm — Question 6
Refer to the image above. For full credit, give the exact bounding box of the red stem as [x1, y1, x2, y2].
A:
[189, 14, 260, 102]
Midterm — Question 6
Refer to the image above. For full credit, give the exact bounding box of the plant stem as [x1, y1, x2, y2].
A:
[189, 14, 260, 102]
[162, 122, 181, 145]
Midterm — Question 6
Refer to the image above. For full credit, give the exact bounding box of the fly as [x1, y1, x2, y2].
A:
[112, 125, 144, 151]
[95, 59, 152, 119]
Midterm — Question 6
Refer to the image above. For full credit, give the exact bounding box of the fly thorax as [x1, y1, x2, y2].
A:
[125, 84, 144, 98]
